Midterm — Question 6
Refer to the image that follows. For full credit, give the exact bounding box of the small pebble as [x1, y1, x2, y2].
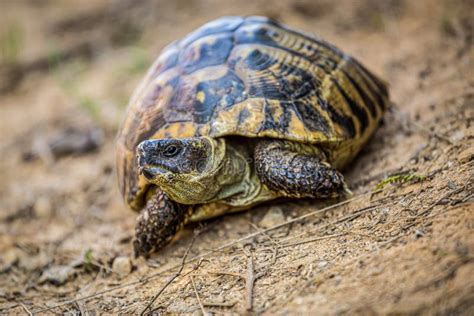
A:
[259, 206, 285, 228]
[447, 181, 457, 190]
[451, 130, 464, 141]
[112, 256, 132, 277]
[415, 229, 424, 238]
[318, 260, 328, 268]
[458, 147, 474, 164]
[39, 265, 74, 285]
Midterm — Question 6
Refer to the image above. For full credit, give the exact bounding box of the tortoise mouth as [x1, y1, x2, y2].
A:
[139, 165, 170, 181]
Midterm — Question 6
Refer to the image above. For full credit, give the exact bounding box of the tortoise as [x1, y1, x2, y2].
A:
[116, 16, 389, 256]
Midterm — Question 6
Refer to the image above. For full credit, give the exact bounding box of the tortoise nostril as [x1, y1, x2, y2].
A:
[137, 143, 146, 156]
[137, 143, 149, 165]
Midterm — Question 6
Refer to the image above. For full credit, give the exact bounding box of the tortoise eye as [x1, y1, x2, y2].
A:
[163, 144, 181, 157]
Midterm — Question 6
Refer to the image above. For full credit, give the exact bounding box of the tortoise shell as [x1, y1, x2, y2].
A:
[116, 16, 389, 211]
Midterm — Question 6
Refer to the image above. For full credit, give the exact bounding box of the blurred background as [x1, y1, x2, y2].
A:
[0, 0, 472, 314]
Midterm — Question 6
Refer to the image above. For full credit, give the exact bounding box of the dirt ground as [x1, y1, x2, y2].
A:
[0, 0, 473, 314]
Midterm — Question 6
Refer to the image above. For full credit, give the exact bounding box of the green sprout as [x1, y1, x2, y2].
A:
[375, 173, 427, 190]
[83, 249, 93, 271]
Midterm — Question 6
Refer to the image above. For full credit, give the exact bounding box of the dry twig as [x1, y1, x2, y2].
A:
[203, 301, 236, 307]
[140, 235, 196, 315]
[243, 245, 265, 311]
[191, 276, 207, 315]
[281, 232, 347, 248]
[19, 303, 33, 316]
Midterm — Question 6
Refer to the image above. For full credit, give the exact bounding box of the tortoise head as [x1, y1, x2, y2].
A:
[136, 137, 226, 204]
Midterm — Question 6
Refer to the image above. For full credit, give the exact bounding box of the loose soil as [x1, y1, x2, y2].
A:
[0, 0, 473, 314]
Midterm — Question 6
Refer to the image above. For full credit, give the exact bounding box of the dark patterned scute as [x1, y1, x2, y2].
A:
[179, 16, 244, 48]
[317, 95, 357, 138]
[293, 100, 331, 134]
[331, 77, 369, 133]
[193, 71, 247, 123]
[180, 33, 234, 74]
[259, 99, 292, 133]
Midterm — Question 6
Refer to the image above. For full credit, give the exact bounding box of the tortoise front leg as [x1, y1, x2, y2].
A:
[133, 188, 192, 257]
[254, 140, 349, 199]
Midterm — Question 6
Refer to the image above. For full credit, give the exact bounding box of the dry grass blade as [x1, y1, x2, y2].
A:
[19, 303, 33, 316]
[203, 301, 235, 307]
[243, 246, 265, 311]
[140, 234, 196, 315]
[281, 232, 347, 248]
[191, 276, 207, 315]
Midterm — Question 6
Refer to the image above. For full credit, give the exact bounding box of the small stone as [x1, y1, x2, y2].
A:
[259, 206, 285, 228]
[34, 196, 53, 218]
[415, 229, 424, 238]
[458, 147, 474, 164]
[317, 260, 328, 268]
[451, 130, 465, 141]
[112, 256, 132, 277]
[39, 265, 74, 285]
[447, 181, 457, 190]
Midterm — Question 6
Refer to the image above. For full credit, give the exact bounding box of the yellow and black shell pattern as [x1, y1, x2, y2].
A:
[116, 16, 389, 211]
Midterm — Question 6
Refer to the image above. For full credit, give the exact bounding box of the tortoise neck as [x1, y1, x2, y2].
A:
[210, 139, 276, 207]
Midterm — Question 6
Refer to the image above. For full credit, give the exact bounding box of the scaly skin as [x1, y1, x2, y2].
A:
[133, 137, 349, 256]
[254, 140, 348, 198]
[133, 187, 191, 257]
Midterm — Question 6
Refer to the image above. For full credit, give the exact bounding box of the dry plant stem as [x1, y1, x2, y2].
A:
[191, 276, 207, 315]
[413, 174, 472, 219]
[245, 253, 256, 311]
[75, 301, 87, 315]
[282, 232, 347, 248]
[277, 202, 390, 246]
[208, 271, 244, 278]
[203, 301, 236, 307]
[140, 235, 196, 315]
[208, 252, 264, 312]
[19, 303, 33, 316]
[247, 221, 283, 249]
[31, 190, 380, 313]
[248, 221, 283, 264]
[244, 246, 265, 311]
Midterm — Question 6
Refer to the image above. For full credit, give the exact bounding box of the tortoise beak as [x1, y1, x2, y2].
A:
[137, 140, 159, 167]
[137, 140, 166, 180]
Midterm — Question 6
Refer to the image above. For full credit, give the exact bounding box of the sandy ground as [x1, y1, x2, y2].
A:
[0, 0, 473, 314]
